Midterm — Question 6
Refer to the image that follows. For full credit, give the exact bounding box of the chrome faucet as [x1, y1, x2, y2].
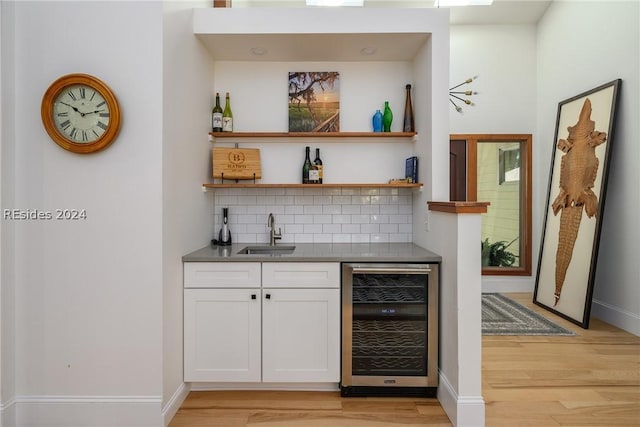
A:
[267, 213, 282, 246]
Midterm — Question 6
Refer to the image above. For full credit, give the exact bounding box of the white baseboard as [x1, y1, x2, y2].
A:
[0, 397, 16, 427]
[591, 298, 640, 336]
[437, 372, 485, 427]
[190, 382, 339, 392]
[14, 395, 162, 427]
[162, 383, 190, 427]
[482, 279, 534, 294]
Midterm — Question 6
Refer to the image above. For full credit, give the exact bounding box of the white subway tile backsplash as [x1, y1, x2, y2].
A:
[294, 233, 313, 243]
[295, 195, 314, 205]
[341, 223, 360, 233]
[323, 205, 342, 215]
[342, 204, 361, 215]
[351, 214, 370, 224]
[304, 224, 323, 234]
[295, 215, 315, 224]
[285, 204, 304, 215]
[285, 224, 304, 234]
[332, 214, 351, 224]
[214, 186, 413, 243]
[313, 234, 332, 243]
[257, 195, 276, 205]
[332, 195, 352, 204]
[351, 234, 371, 243]
[276, 195, 295, 205]
[380, 204, 399, 215]
[361, 204, 379, 214]
[361, 223, 380, 234]
[351, 195, 371, 205]
[303, 205, 323, 215]
[333, 234, 352, 243]
[314, 215, 333, 224]
[237, 195, 257, 205]
[323, 224, 342, 233]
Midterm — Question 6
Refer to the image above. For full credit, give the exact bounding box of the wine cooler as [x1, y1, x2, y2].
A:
[341, 263, 439, 397]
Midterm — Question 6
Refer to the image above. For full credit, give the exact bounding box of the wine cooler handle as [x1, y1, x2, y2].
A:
[352, 267, 431, 274]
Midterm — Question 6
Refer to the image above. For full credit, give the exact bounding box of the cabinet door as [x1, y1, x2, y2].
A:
[262, 288, 340, 382]
[184, 289, 261, 382]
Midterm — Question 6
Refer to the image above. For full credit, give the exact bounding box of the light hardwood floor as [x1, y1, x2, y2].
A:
[169, 293, 640, 426]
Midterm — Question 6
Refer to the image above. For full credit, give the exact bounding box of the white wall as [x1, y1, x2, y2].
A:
[450, 3, 640, 335]
[6, 1, 165, 424]
[0, 1, 17, 425]
[537, 0, 639, 334]
[449, 24, 538, 293]
[161, 1, 216, 422]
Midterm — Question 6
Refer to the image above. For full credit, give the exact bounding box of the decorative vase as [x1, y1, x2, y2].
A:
[382, 101, 393, 132]
[403, 84, 415, 132]
[372, 109, 383, 132]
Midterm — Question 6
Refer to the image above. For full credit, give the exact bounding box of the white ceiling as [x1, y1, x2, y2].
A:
[231, 0, 553, 25]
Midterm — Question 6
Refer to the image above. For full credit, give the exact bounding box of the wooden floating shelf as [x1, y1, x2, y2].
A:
[202, 183, 423, 189]
[209, 131, 417, 139]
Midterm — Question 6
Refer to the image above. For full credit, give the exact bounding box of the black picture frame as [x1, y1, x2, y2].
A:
[533, 79, 621, 328]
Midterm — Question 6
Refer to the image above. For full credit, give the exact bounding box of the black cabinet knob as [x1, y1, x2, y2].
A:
[265, 293, 271, 299]
[251, 294, 256, 300]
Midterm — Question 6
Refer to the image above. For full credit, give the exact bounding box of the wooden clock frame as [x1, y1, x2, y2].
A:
[41, 73, 121, 154]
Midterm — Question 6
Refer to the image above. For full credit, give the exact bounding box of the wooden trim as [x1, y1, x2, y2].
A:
[213, 0, 232, 7]
[427, 201, 489, 214]
[450, 134, 533, 276]
[210, 131, 417, 139]
[203, 183, 423, 189]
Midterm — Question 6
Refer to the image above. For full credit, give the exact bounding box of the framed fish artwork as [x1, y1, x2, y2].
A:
[534, 79, 621, 328]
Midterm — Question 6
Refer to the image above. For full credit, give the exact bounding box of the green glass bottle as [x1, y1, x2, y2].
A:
[383, 101, 393, 132]
[222, 92, 233, 132]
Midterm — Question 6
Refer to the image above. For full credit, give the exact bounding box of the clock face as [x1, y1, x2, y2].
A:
[53, 84, 111, 144]
[41, 73, 121, 154]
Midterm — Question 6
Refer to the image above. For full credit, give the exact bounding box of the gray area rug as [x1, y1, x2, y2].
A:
[482, 293, 575, 336]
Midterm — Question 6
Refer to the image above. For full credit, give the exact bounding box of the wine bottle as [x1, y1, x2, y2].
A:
[302, 146, 311, 184]
[222, 92, 233, 132]
[211, 92, 223, 132]
[314, 148, 323, 184]
[403, 84, 415, 132]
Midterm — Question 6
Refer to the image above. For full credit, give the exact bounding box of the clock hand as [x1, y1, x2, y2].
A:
[60, 101, 88, 117]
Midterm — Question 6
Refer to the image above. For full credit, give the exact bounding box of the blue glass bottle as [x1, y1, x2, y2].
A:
[383, 101, 393, 132]
[372, 109, 383, 132]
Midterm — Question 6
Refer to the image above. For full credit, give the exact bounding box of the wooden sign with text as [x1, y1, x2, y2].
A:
[212, 147, 261, 180]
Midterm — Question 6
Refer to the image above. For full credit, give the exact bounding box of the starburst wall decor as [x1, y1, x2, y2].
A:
[449, 76, 478, 113]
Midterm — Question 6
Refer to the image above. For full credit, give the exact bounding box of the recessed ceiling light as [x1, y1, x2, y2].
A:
[434, 0, 493, 6]
[306, 0, 364, 6]
[360, 47, 377, 56]
[250, 47, 267, 56]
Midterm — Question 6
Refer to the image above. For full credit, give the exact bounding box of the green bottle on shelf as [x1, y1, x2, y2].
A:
[383, 101, 393, 132]
[222, 92, 233, 132]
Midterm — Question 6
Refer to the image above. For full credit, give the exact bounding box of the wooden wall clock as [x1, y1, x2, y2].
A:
[41, 73, 121, 154]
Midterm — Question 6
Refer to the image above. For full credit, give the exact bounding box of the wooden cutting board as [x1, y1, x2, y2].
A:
[212, 147, 262, 180]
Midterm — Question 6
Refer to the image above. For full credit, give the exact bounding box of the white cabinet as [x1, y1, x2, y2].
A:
[184, 288, 261, 382]
[184, 262, 340, 384]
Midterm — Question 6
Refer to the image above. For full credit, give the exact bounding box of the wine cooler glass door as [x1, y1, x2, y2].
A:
[341, 263, 439, 389]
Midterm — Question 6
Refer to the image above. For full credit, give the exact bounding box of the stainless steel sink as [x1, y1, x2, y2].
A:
[237, 245, 296, 255]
